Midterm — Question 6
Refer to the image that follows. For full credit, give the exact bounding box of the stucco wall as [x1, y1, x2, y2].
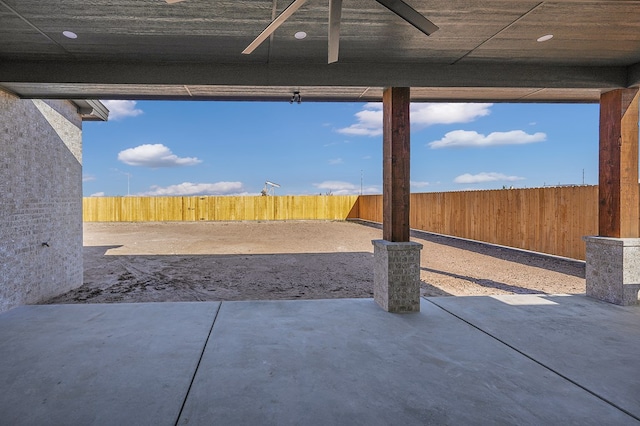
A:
[0, 91, 83, 313]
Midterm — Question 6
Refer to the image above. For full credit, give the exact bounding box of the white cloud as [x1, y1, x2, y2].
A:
[138, 181, 245, 196]
[89, 192, 105, 197]
[453, 172, 525, 184]
[313, 180, 380, 195]
[411, 103, 492, 127]
[329, 158, 344, 165]
[83, 174, 96, 182]
[101, 100, 143, 120]
[337, 104, 383, 136]
[337, 102, 493, 137]
[410, 181, 431, 188]
[429, 130, 546, 149]
[118, 144, 202, 168]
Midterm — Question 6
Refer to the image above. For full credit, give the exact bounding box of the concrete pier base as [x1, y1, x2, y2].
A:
[584, 236, 640, 306]
[372, 240, 423, 313]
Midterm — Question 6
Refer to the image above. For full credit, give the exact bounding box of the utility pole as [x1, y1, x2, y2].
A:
[360, 170, 363, 195]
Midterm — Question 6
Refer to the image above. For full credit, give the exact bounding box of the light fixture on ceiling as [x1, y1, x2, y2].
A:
[62, 30, 78, 39]
[290, 91, 302, 104]
[294, 31, 307, 40]
[537, 34, 553, 42]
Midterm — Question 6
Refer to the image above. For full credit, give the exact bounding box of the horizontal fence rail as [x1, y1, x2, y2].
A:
[359, 186, 599, 260]
[83, 195, 360, 223]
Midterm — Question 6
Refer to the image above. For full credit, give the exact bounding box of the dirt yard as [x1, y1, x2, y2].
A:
[43, 221, 586, 304]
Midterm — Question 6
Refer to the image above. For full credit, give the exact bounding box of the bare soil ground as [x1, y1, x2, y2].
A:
[43, 221, 585, 304]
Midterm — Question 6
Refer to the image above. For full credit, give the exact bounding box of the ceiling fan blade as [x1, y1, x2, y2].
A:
[374, 0, 439, 35]
[165, 0, 187, 3]
[328, 0, 342, 63]
[243, 0, 309, 55]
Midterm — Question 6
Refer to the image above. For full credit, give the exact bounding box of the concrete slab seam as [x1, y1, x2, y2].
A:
[173, 303, 222, 426]
[422, 297, 640, 423]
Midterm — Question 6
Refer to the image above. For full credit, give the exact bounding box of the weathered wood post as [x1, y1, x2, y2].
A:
[584, 88, 640, 305]
[372, 87, 423, 313]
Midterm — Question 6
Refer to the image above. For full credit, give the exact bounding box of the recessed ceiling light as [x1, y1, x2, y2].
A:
[294, 31, 307, 40]
[537, 34, 553, 42]
[62, 31, 78, 39]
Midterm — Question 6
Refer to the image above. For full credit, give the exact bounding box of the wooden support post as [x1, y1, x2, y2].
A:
[376, 87, 421, 312]
[382, 87, 411, 242]
[599, 88, 640, 238]
[585, 89, 640, 305]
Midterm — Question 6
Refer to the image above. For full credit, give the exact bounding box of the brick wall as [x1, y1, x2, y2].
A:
[0, 91, 83, 313]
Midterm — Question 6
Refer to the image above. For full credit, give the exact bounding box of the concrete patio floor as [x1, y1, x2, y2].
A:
[1, 296, 638, 425]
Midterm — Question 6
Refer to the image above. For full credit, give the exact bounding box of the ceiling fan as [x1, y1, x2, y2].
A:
[166, 0, 439, 64]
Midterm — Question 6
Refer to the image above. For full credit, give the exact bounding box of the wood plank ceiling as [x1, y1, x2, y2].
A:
[0, 0, 639, 102]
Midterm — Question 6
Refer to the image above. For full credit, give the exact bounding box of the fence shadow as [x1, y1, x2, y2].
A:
[420, 280, 453, 297]
[353, 220, 585, 279]
[422, 267, 545, 295]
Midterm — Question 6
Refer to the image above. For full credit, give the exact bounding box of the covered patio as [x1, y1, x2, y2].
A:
[2, 0, 640, 311]
[1, 295, 639, 424]
[1, 1, 640, 423]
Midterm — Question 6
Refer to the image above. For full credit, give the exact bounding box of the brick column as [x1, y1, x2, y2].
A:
[584, 237, 640, 305]
[372, 240, 423, 313]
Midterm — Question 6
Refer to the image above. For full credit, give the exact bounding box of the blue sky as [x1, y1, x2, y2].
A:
[82, 100, 599, 197]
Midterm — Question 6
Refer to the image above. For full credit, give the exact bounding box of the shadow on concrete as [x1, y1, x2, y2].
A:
[353, 220, 585, 279]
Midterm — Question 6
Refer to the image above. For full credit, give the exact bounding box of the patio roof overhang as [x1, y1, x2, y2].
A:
[0, 60, 626, 102]
[0, 0, 639, 102]
[2, 0, 640, 310]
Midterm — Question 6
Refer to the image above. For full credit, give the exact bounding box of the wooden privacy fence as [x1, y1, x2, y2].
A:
[84, 187, 603, 260]
[83, 195, 360, 222]
[358, 186, 599, 260]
